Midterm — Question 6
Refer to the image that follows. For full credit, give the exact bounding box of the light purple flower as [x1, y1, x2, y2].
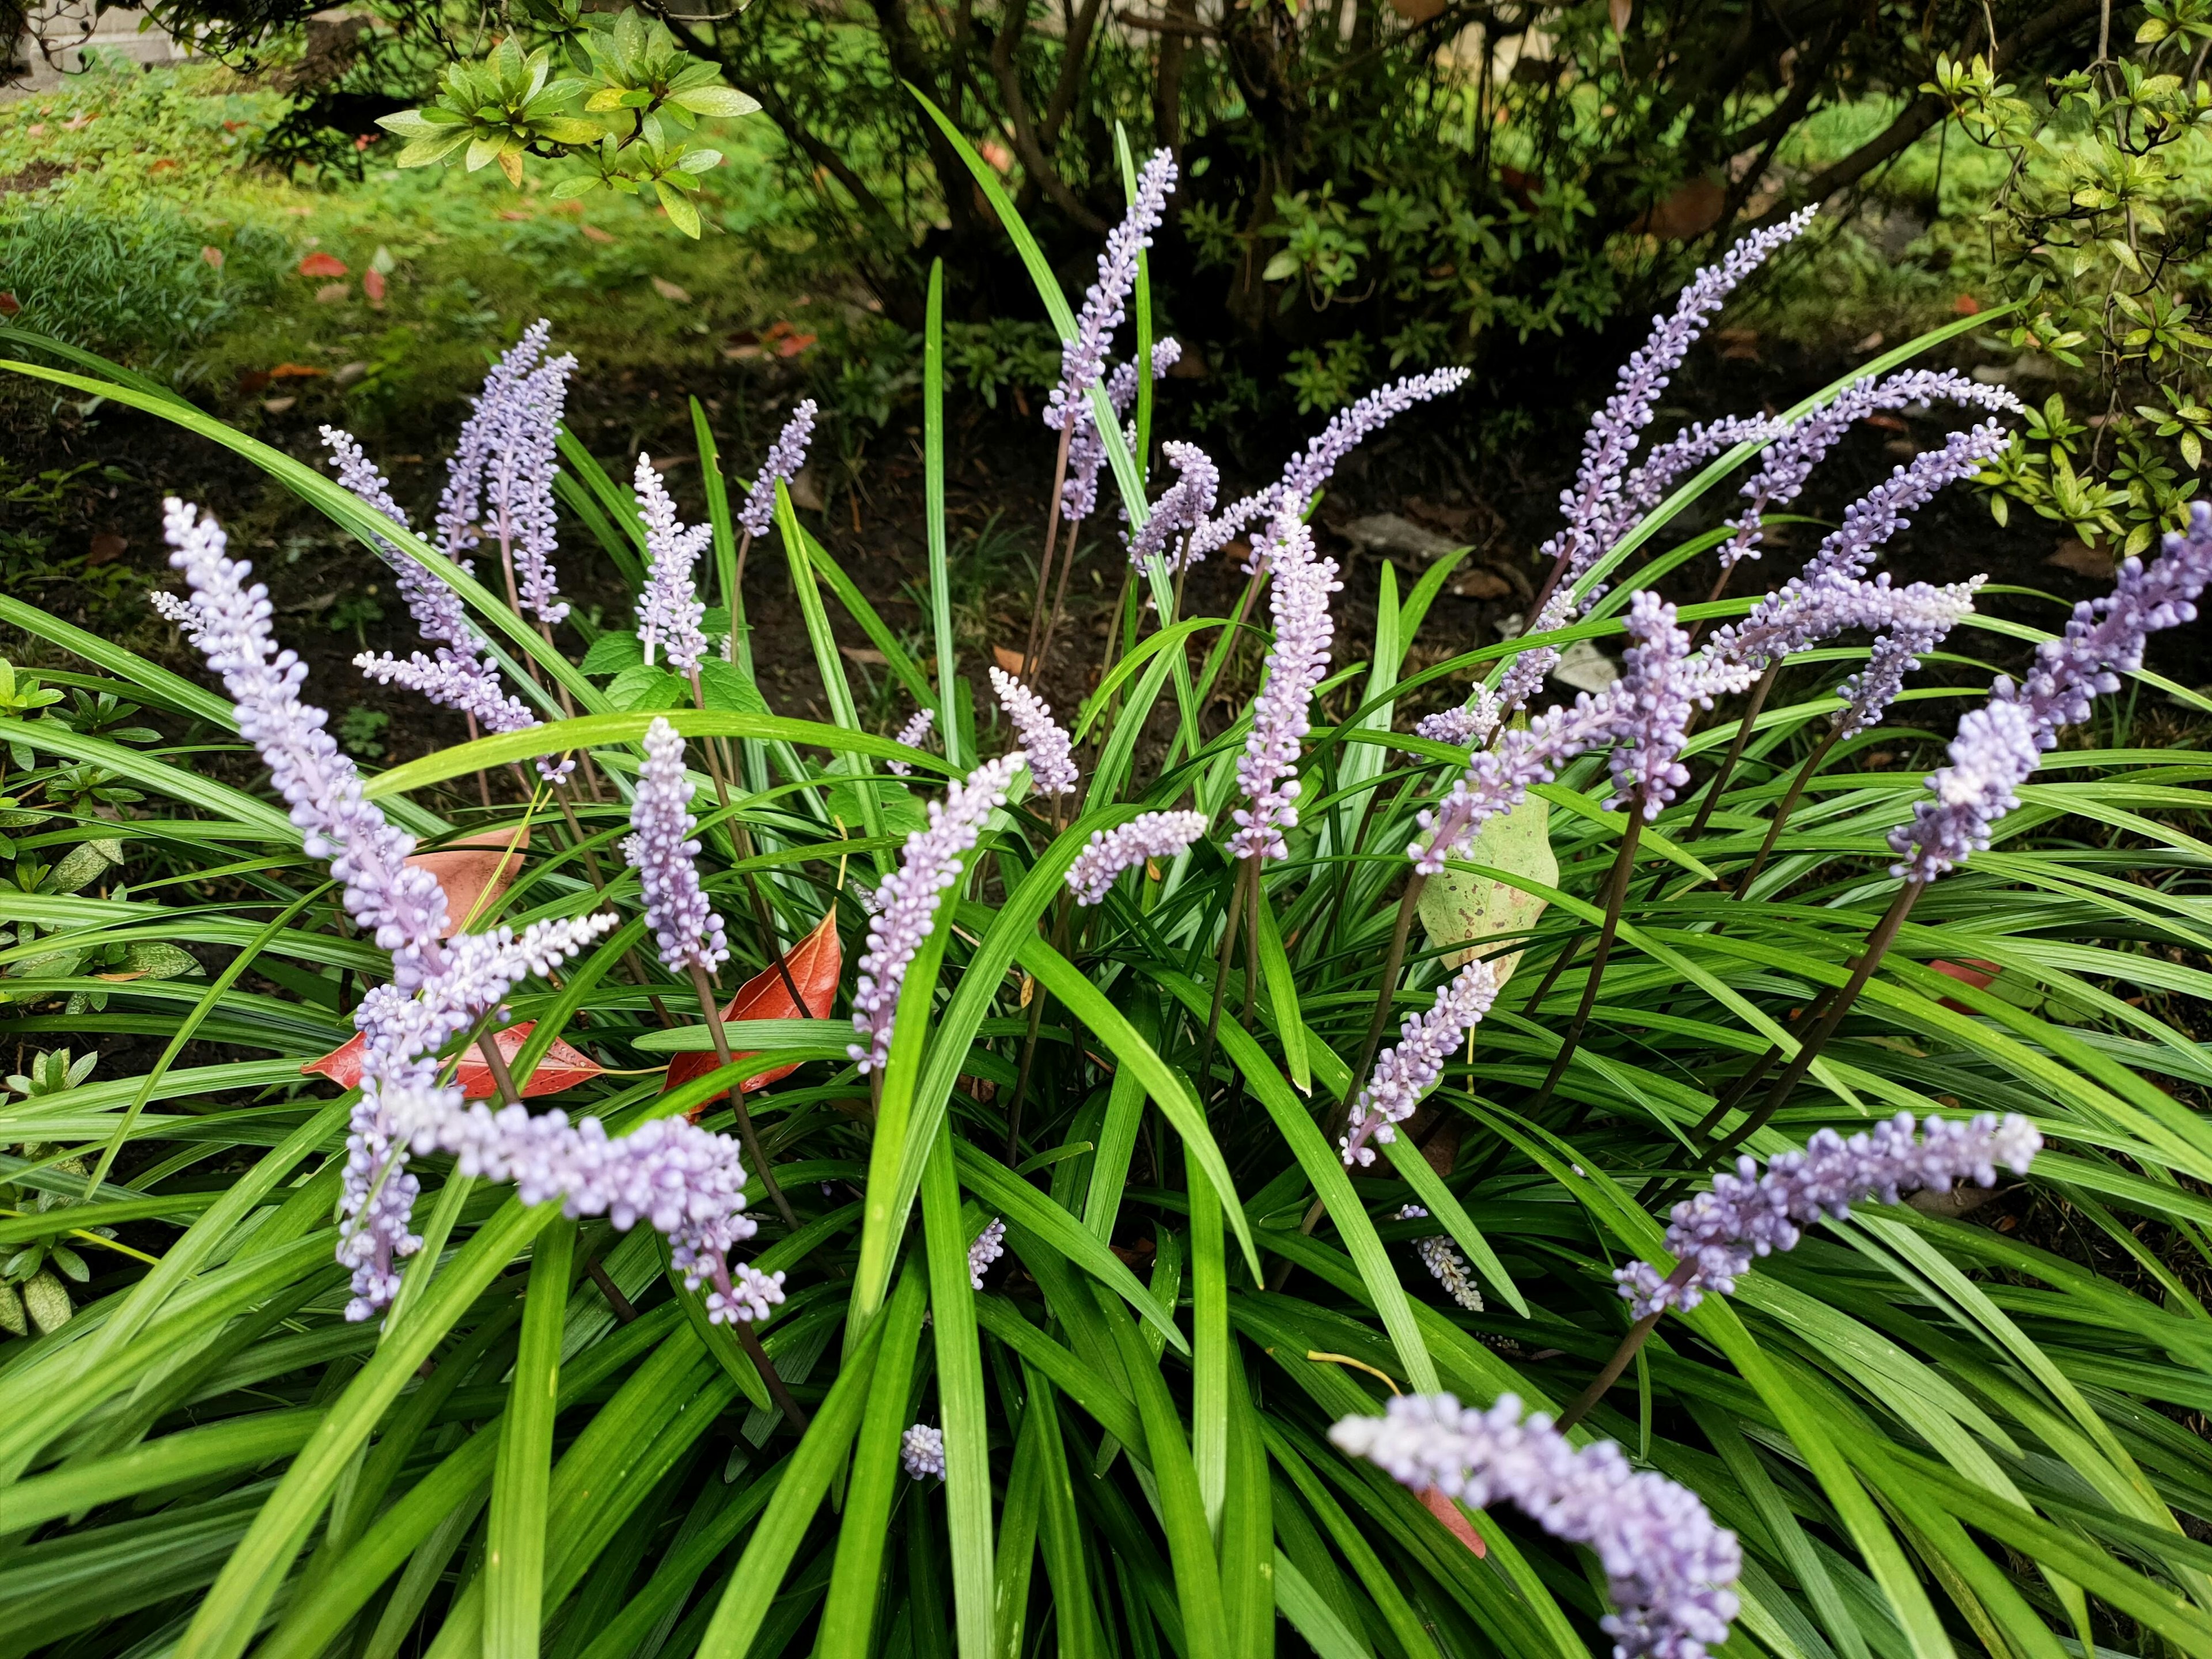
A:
[1616, 1112, 2041, 1319]
[1610, 414, 1785, 541]
[1721, 373, 2021, 569]
[738, 399, 819, 540]
[902, 1423, 947, 1480]
[634, 455, 713, 674]
[989, 668, 1077, 796]
[148, 589, 210, 646]
[850, 752, 1028, 1073]
[1332, 1393, 1741, 1659]
[1065, 810, 1209, 905]
[353, 650, 539, 738]
[1229, 512, 1342, 861]
[887, 707, 935, 777]
[1608, 593, 1757, 817]
[1396, 1207, 1484, 1311]
[1539, 209, 1817, 593]
[1277, 368, 1472, 514]
[623, 716, 729, 976]
[1342, 958, 1498, 1166]
[1044, 149, 1176, 434]
[1831, 577, 1982, 737]
[969, 1217, 1006, 1288]
[1889, 503, 2212, 880]
[435, 320, 573, 624]
[1187, 486, 1282, 570]
[166, 500, 777, 1327]
[1063, 340, 1178, 525]
[1413, 685, 1502, 750]
[1127, 441, 1219, 571]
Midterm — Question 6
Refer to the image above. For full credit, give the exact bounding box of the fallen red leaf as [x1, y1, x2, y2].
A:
[0, 293, 18, 316]
[267, 362, 328, 379]
[666, 910, 842, 1115]
[363, 267, 387, 309]
[1419, 1487, 1487, 1556]
[298, 252, 350, 278]
[201, 245, 225, 270]
[304, 1020, 605, 1100]
[1930, 958, 1999, 1015]
[1953, 293, 1982, 316]
[409, 825, 530, 938]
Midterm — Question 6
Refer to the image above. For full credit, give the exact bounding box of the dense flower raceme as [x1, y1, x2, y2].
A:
[968, 1217, 1006, 1289]
[1617, 1113, 2043, 1319]
[1414, 684, 1501, 750]
[989, 667, 1078, 796]
[1126, 440, 1219, 571]
[887, 707, 935, 776]
[850, 752, 1029, 1074]
[164, 500, 780, 1327]
[737, 399, 819, 541]
[633, 455, 714, 674]
[624, 717, 730, 976]
[1609, 414, 1785, 540]
[435, 319, 574, 624]
[1891, 502, 2212, 880]
[1342, 957, 1499, 1166]
[1539, 209, 1817, 593]
[1064, 339, 1180, 525]
[1333, 1393, 1741, 1659]
[902, 1423, 947, 1480]
[1044, 148, 1176, 434]
[1415, 596, 1753, 873]
[1229, 510, 1342, 861]
[1720, 373, 2022, 569]
[1064, 810, 1209, 906]
[1395, 1207, 1484, 1312]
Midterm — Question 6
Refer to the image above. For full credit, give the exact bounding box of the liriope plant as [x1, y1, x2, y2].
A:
[1, 113, 2211, 1659]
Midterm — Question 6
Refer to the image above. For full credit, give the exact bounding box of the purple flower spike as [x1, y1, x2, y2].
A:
[1229, 512, 1342, 861]
[1831, 577, 1983, 737]
[623, 716, 729, 977]
[1721, 372, 2021, 569]
[1608, 593, 1756, 817]
[1540, 209, 1818, 592]
[1278, 368, 1472, 513]
[436, 320, 574, 624]
[1045, 149, 1177, 434]
[887, 707, 935, 777]
[850, 752, 1028, 1074]
[1065, 810, 1209, 905]
[738, 399, 819, 540]
[1413, 685, 1501, 750]
[902, 1424, 946, 1480]
[1611, 414, 1785, 541]
[969, 1217, 1006, 1288]
[1891, 503, 2212, 880]
[1396, 1207, 1484, 1310]
[1342, 957, 1499, 1166]
[1616, 1112, 2041, 1319]
[1332, 1393, 1741, 1659]
[633, 455, 713, 674]
[1127, 441, 1219, 571]
[990, 668, 1077, 796]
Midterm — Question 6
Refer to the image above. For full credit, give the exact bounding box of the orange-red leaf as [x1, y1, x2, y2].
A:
[298, 252, 349, 278]
[409, 825, 530, 937]
[666, 910, 842, 1113]
[1930, 957, 1999, 1015]
[1419, 1487, 1487, 1556]
[303, 1019, 603, 1099]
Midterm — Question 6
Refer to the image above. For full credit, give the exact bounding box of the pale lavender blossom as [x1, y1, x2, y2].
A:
[1342, 959, 1498, 1166]
[1890, 503, 2212, 880]
[1721, 373, 2021, 569]
[1831, 577, 1982, 737]
[435, 320, 573, 624]
[1608, 593, 1757, 817]
[887, 707, 936, 777]
[148, 589, 209, 646]
[165, 501, 776, 1326]
[850, 752, 1029, 1073]
[1064, 810, 1209, 905]
[1611, 415, 1786, 539]
[902, 1423, 947, 1480]
[738, 399, 819, 540]
[1332, 1393, 1741, 1659]
[1127, 441, 1219, 571]
[1616, 1112, 2041, 1319]
[1277, 368, 1472, 514]
[1413, 685, 1502, 751]
[1186, 487, 1281, 570]
[633, 455, 713, 674]
[969, 1217, 1006, 1288]
[1539, 209, 1817, 593]
[1229, 512, 1341, 861]
[1044, 150, 1177, 434]
[1396, 1207, 1484, 1311]
[1063, 339, 1179, 524]
[990, 668, 1077, 796]
[354, 650, 539, 739]
[623, 717, 729, 976]
[1494, 587, 1578, 715]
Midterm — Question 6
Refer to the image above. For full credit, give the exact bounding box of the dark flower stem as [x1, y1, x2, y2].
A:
[685, 688, 811, 1022]
[736, 1319, 810, 1431]
[1552, 1259, 1698, 1433]
[1036, 514, 1083, 677]
[690, 962, 800, 1232]
[1023, 426, 1076, 677]
[1191, 860, 1254, 1108]
[1680, 662, 1781, 846]
[1532, 794, 1647, 1127]
[1331, 872, 1428, 1142]
[1732, 725, 1843, 900]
